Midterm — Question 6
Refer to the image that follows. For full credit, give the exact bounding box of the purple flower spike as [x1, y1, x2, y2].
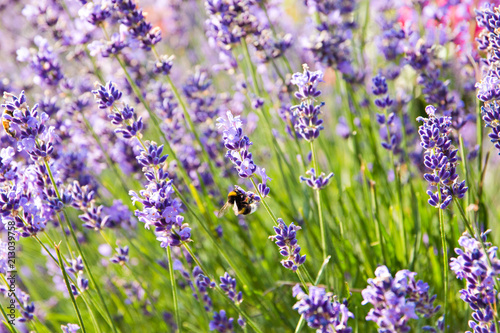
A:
[450, 231, 500, 333]
[362, 266, 440, 332]
[293, 285, 353, 332]
[417, 105, 467, 209]
[269, 218, 306, 272]
[92, 81, 123, 109]
[110, 246, 129, 265]
[300, 168, 334, 191]
[217, 111, 270, 198]
[209, 310, 234, 332]
[290, 64, 326, 142]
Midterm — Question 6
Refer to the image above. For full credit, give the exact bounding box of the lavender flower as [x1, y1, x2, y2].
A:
[91, 82, 190, 247]
[269, 218, 306, 272]
[480, 100, 500, 155]
[371, 74, 401, 153]
[78, 0, 112, 25]
[217, 110, 269, 199]
[130, 142, 191, 247]
[293, 284, 353, 332]
[290, 65, 325, 142]
[361, 266, 440, 332]
[1, 91, 57, 160]
[417, 105, 467, 209]
[92, 81, 123, 109]
[193, 266, 215, 311]
[218, 272, 245, 328]
[17, 37, 64, 86]
[476, 5, 500, 105]
[61, 323, 80, 333]
[209, 310, 234, 332]
[304, 0, 360, 83]
[300, 168, 334, 191]
[110, 245, 129, 265]
[219, 272, 242, 305]
[450, 231, 500, 333]
[204, 0, 259, 69]
[112, 0, 162, 50]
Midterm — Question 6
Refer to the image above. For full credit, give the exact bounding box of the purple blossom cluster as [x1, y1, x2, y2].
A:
[0, 91, 61, 238]
[290, 65, 334, 190]
[475, 4, 500, 155]
[293, 284, 353, 332]
[290, 65, 325, 142]
[61, 323, 81, 333]
[216, 110, 270, 198]
[303, 0, 360, 83]
[361, 266, 441, 333]
[299, 168, 334, 191]
[110, 245, 129, 265]
[417, 105, 468, 209]
[66, 256, 89, 296]
[174, 260, 216, 312]
[129, 142, 191, 247]
[112, 0, 162, 50]
[371, 74, 401, 153]
[1, 91, 57, 160]
[450, 231, 500, 333]
[91, 82, 190, 247]
[16, 36, 64, 87]
[269, 218, 306, 272]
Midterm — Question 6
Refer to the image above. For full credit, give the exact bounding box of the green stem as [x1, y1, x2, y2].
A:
[0, 303, 16, 333]
[295, 269, 308, 292]
[44, 160, 119, 333]
[55, 245, 87, 333]
[438, 208, 447, 333]
[241, 38, 261, 95]
[310, 141, 327, 261]
[167, 246, 182, 333]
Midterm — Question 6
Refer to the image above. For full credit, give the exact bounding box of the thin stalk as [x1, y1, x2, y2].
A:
[39, 235, 102, 333]
[167, 246, 182, 333]
[310, 141, 327, 261]
[296, 269, 308, 292]
[438, 208, 447, 333]
[370, 183, 387, 265]
[44, 161, 119, 333]
[0, 304, 16, 333]
[241, 38, 261, 95]
[294, 312, 306, 332]
[55, 244, 87, 333]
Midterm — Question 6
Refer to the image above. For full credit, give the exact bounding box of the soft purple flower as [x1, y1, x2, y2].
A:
[300, 168, 334, 191]
[110, 246, 129, 265]
[61, 323, 80, 333]
[290, 64, 326, 142]
[450, 231, 500, 333]
[269, 218, 306, 272]
[293, 285, 353, 332]
[362, 266, 440, 332]
[209, 310, 234, 332]
[217, 111, 270, 198]
[417, 105, 467, 209]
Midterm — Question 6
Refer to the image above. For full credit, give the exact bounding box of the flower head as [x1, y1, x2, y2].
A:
[269, 218, 306, 272]
[417, 105, 467, 209]
[293, 285, 353, 332]
[362, 266, 440, 332]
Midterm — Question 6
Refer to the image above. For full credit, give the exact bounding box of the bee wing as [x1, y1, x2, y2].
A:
[232, 202, 240, 216]
[216, 202, 231, 218]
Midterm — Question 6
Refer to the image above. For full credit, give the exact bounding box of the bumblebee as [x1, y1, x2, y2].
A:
[2, 109, 15, 138]
[217, 186, 260, 217]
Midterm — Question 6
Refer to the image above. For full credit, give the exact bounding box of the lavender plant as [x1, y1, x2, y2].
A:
[1, 0, 500, 332]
